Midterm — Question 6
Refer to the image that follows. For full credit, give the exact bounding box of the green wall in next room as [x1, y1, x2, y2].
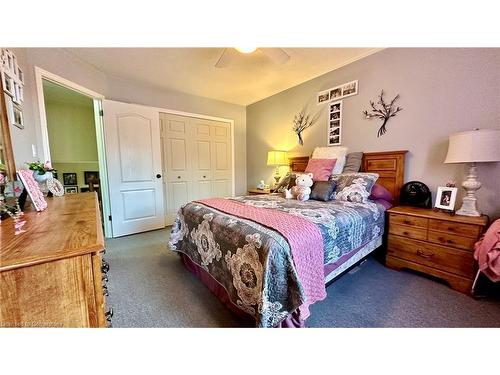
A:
[43, 79, 99, 190]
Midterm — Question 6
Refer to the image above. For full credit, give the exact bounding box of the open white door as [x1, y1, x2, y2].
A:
[103, 100, 165, 237]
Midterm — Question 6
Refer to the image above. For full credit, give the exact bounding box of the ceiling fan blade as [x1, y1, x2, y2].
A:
[261, 48, 290, 64]
[215, 48, 235, 68]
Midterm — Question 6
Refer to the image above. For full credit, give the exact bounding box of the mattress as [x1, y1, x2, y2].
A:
[169, 194, 387, 327]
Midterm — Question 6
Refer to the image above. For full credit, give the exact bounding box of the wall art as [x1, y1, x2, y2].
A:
[292, 106, 321, 146]
[327, 101, 342, 146]
[363, 90, 403, 137]
[317, 80, 358, 105]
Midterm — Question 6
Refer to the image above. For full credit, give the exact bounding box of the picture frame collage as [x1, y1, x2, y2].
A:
[1, 49, 25, 130]
[327, 101, 342, 146]
[317, 80, 358, 105]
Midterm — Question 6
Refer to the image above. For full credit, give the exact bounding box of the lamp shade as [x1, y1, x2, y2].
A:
[444, 128, 500, 164]
[267, 150, 288, 166]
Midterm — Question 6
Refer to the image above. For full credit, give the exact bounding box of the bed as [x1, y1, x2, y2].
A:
[169, 150, 407, 327]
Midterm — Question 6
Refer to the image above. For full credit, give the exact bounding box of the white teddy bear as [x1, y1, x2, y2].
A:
[285, 173, 314, 201]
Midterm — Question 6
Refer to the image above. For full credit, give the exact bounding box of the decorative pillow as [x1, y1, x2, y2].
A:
[369, 183, 394, 202]
[372, 198, 393, 210]
[304, 158, 337, 182]
[311, 146, 348, 174]
[343, 152, 363, 173]
[331, 173, 379, 203]
[310, 181, 337, 201]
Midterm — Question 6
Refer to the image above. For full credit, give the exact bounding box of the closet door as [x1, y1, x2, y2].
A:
[211, 122, 232, 198]
[161, 113, 233, 226]
[191, 118, 213, 200]
[161, 114, 193, 225]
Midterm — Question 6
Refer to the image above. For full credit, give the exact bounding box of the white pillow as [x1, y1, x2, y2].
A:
[311, 146, 348, 174]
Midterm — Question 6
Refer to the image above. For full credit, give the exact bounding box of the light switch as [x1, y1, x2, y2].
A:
[32, 144, 38, 158]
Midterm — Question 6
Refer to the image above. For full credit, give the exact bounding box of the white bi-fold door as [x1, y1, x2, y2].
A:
[161, 113, 233, 225]
[103, 100, 165, 237]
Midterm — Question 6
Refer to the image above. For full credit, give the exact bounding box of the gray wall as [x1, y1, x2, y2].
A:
[9, 48, 247, 195]
[247, 48, 500, 218]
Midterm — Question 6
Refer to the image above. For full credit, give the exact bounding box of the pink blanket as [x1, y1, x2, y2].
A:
[474, 219, 500, 282]
[197, 198, 327, 319]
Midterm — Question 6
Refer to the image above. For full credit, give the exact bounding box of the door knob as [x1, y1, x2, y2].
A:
[156, 174, 162, 179]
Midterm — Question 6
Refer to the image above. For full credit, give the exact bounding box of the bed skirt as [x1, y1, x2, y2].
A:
[181, 254, 305, 328]
[180, 236, 383, 328]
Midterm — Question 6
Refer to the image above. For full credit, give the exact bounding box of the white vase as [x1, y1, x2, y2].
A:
[33, 171, 52, 183]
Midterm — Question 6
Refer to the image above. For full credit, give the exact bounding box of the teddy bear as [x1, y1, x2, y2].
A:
[285, 172, 314, 201]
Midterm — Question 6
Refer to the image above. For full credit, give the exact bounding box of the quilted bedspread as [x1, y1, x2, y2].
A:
[169, 194, 385, 327]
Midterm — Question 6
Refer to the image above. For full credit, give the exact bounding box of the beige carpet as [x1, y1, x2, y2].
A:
[105, 228, 500, 328]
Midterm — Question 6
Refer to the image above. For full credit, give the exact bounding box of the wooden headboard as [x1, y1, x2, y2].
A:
[288, 150, 408, 204]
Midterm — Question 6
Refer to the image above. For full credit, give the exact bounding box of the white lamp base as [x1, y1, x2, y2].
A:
[456, 163, 481, 217]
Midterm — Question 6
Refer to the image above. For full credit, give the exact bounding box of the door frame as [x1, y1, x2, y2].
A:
[34, 66, 112, 238]
[156, 108, 235, 197]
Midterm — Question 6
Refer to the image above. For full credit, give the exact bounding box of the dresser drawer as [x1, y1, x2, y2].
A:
[387, 236, 474, 277]
[389, 214, 428, 229]
[389, 224, 427, 241]
[428, 230, 477, 251]
[428, 219, 480, 238]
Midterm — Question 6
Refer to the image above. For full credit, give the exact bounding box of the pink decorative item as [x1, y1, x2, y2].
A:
[304, 158, 337, 181]
[474, 219, 500, 282]
[17, 170, 48, 211]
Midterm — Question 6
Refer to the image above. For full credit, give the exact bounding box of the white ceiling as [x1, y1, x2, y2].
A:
[67, 48, 381, 106]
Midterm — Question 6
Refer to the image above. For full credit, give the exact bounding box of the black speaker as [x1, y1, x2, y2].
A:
[400, 181, 432, 208]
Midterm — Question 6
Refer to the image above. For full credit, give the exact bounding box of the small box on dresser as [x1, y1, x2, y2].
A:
[386, 206, 488, 294]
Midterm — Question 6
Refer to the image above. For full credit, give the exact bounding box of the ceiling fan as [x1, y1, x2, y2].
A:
[214, 48, 290, 68]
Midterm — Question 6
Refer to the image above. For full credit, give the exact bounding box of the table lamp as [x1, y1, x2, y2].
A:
[267, 150, 288, 187]
[444, 128, 500, 216]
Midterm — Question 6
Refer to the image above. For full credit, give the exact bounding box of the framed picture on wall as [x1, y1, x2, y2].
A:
[341, 80, 358, 98]
[327, 100, 342, 146]
[317, 90, 330, 105]
[63, 173, 77, 185]
[84, 171, 99, 184]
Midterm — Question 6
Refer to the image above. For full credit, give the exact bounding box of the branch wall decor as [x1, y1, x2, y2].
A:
[363, 90, 403, 137]
[292, 106, 321, 146]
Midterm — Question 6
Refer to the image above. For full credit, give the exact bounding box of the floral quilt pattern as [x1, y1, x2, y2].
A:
[169, 194, 385, 327]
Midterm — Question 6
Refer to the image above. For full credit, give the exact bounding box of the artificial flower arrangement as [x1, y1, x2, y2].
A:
[26, 160, 56, 175]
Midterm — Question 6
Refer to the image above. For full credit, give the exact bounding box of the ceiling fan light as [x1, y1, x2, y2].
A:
[235, 47, 257, 54]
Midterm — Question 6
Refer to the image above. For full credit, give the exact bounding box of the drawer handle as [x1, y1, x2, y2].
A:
[101, 260, 109, 273]
[403, 231, 409, 236]
[105, 307, 114, 321]
[438, 237, 455, 245]
[403, 220, 412, 225]
[177, 176, 181, 179]
[447, 227, 455, 232]
[417, 250, 434, 258]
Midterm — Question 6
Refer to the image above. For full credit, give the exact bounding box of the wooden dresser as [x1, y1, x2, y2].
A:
[0, 193, 111, 327]
[386, 206, 488, 294]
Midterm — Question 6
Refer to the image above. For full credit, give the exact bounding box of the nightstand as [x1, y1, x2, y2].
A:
[386, 206, 488, 294]
[247, 188, 275, 195]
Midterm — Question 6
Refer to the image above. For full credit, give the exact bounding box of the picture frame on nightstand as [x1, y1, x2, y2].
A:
[434, 186, 458, 211]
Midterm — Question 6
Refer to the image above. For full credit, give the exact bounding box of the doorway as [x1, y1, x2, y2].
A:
[35, 67, 112, 237]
